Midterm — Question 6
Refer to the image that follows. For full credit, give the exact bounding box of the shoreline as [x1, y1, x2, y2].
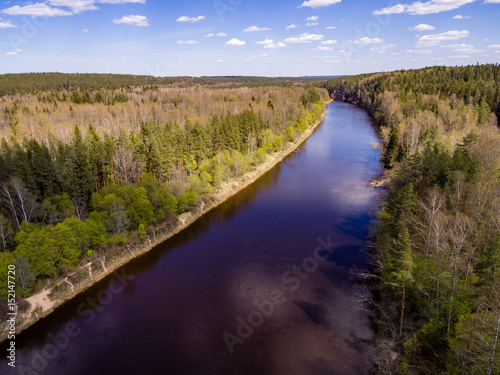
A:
[0, 101, 331, 344]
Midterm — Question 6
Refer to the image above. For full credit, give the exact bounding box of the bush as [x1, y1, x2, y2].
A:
[177, 191, 199, 213]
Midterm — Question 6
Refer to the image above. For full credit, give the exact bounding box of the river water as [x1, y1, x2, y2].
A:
[1, 101, 382, 375]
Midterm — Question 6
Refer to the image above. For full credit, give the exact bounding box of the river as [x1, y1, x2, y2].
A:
[1, 101, 382, 375]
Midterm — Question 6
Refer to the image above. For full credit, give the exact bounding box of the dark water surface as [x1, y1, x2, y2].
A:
[1, 102, 381, 375]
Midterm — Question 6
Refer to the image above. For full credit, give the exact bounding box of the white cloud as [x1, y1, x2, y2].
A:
[83, 28, 89, 32]
[453, 14, 471, 18]
[301, 0, 341, 8]
[338, 50, 352, 56]
[243, 25, 271, 32]
[0, 20, 16, 28]
[284, 33, 324, 43]
[4, 49, 21, 56]
[374, 0, 475, 15]
[217, 59, 224, 63]
[405, 49, 432, 53]
[245, 53, 268, 61]
[315, 46, 334, 51]
[204, 32, 226, 37]
[321, 39, 338, 44]
[325, 26, 337, 29]
[371, 44, 397, 53]
[416, 29, 469, 47]
[306, 22, 319, 26]
[177, 40, 199, 45]
[2, 3, 72, 17]
[286, 24, 299, 29]
[374, 4, 406, 14]
[99, 0, 145, 3]
[264, 42, 286, 48]
[48, 0, 97, 13]
[487, 44, 500, 49]
[449, 54, 470, 58]
[112, 15, 149, 26]
[484, 0, 500, 2]
[225, 38, 246, 46]
[255, 39, 273, 45]
[249, 53, 268, 59]
[443, 43, 482, 53]
[2, 0, 146, 17]
[176, 15, 205, 23]
[409, 23, 436, 31]
[2, 0, 145, 16]
[306, 15, 319, 21]
[348, 37, 384, 44]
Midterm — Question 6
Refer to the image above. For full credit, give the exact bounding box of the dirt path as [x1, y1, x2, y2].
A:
[24, 289, 55, 318]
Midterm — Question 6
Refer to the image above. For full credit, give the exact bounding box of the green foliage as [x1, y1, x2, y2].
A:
[177, 191, 199, 213]
[138, 174, 178, 217]
[137, 224, 147, 239]
[15, 255, 35, 297]
[0, 251, 15, 297]
[0, 213, 14, 251]
[384, 126, 398, 167]
[84, 212, 109, 247]
[15, 221, 81, 278]
[40, 193, 75, 224]
[125, 187, 155, 228]
[384, 228, 415, 289]
[91, 184, 155, 231]
[325, 64, 500, 126]
[300, 89, 321, 106]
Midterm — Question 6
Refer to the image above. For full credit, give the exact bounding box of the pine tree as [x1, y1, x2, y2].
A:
[385, 227, 415, 337]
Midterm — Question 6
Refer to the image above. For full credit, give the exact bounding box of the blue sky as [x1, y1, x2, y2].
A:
[0, 0, 499, 76]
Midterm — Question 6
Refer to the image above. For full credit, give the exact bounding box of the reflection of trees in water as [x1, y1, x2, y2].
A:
[115, 163, 283, 277]
[211, 164, 282, 225]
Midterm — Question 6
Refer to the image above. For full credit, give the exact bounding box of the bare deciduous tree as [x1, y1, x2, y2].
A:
[0, 213, 13, 251]
[15, 255, 35, 296]
[72, 196, 88, 221]
[113, 147, 142, 183]
[1, 177, 38, 227]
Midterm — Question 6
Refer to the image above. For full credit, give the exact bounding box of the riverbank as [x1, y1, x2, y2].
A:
[0, 101, 331, 344]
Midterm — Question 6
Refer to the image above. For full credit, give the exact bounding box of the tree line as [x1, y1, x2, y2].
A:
[0, 72, 326, 97]
[0, 85, 327, 301]
[326, 64, 500, 374]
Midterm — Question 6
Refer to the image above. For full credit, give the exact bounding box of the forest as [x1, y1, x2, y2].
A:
[0, 79, 328, 305]
[0, 73, 328, 97]
[326, 64, 500, 374]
